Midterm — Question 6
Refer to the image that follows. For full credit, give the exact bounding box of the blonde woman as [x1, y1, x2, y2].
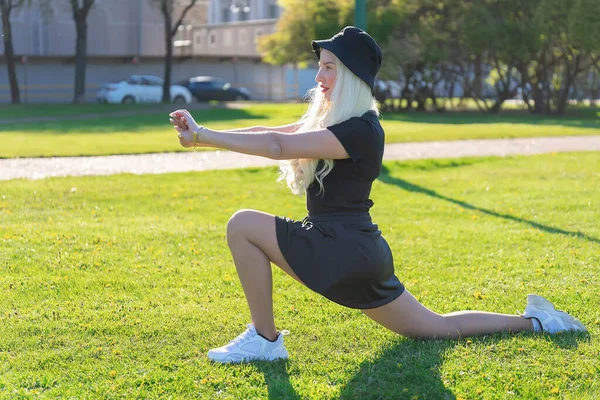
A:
[170, 27, 586, 364]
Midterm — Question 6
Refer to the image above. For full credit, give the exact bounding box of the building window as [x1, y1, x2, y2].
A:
[225, 0, 251, 21]
[31, 19, 42, 55]
[269, 0, 279, 18]
[222, 1, 231, 22]
[30, 11, 50, 55]
[224, 30, 233, 47]
[238, 28, 248, 46]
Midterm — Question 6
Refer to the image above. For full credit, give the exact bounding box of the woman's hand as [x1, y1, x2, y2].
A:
[169, 109, 207, 148]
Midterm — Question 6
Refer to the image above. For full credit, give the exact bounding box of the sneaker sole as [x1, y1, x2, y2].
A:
[208, 349, 289, 364]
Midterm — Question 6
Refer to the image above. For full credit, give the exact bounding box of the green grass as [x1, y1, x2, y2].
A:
[0, 103, 164, 119]
[0, 104, 598, 158]
[1, 153, 599, 399]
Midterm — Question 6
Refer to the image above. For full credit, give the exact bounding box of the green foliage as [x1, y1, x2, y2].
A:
[258, 0, 353, 65]
[569, 0, 600, 51]
[463, 0, 541, 61]
[262, 0, 600, 114]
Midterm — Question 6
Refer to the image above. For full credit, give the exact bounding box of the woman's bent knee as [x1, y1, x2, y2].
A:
[227, 209, 257, 242]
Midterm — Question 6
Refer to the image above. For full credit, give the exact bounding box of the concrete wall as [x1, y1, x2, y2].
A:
[0, 58, 302, 103]
[285, 66, 319, 100]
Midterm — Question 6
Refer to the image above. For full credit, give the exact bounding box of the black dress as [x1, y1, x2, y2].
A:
[275, 111, 405, 309]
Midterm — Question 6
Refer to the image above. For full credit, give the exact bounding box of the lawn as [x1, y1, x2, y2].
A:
[1, 153, 598, 399]
[0, 103, 598, 158]
[0, 103, 163, 120]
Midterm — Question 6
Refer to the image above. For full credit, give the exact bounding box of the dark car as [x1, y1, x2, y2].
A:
[176, 76, 251, 102]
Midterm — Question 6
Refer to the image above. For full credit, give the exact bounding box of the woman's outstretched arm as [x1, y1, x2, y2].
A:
[228, 123, 301, 134]
[171, 109, 348, 160]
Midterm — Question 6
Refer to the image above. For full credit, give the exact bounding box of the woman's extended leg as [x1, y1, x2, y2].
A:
[226, 209, 302, 340]
[362, 290, 533, 339]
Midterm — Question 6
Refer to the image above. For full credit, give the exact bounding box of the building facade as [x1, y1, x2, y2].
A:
[2, 0, 207, 58]
[0, 0, 314, 103]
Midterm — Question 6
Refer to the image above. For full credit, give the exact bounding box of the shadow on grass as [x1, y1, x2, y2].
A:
[544, 330, 591, 350]
[253, 359, 301, 400]
[251, 341, 456, 399]
[0, 107, 271, 134]
[3, 105, 598, 134]
[338, 331, 590, 399]
[382, 107, 600, 130]
[339, 339, 456, 400]
[378, 165, 600, 245]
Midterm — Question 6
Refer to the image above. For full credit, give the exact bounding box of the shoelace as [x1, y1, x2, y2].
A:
[229, 325, 291, 345]
[229, 324, 256, 345]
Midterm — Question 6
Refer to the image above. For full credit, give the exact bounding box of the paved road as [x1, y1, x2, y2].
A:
[2, 135, 599, 181]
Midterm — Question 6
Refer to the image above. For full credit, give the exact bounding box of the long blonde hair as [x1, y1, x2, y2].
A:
[278, 54, 379, 195]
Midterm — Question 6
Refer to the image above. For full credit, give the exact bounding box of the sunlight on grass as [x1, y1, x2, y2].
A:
[1, 153, 598, 398]
[0, 104, 598, 158]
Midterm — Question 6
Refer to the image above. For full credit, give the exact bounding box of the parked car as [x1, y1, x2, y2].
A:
[176, 76, 251, 102]
[96, 75, 193, 104]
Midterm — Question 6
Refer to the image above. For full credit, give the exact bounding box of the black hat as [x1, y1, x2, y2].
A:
[312, 26, 382, 94]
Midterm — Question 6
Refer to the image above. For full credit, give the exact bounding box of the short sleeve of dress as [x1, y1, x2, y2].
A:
[327, 116, 379, 162]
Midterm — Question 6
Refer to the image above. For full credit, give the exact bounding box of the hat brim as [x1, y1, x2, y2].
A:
[311, 40, 341, 60]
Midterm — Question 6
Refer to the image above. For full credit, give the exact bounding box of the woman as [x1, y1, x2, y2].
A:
[170, 27, 586, 364]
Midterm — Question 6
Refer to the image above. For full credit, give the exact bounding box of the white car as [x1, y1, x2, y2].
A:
[96, 75, 193, 104]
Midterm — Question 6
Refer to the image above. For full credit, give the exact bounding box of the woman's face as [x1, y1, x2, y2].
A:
[315, 49, 337, 100]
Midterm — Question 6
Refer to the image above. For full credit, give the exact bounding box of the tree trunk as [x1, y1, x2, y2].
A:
[555, 75, 574, 116]
[400, 87, 412, 111]
[162, 13, 173, 104]
[158, 0, 197, 103]
[591, 72, 599, 107]
[516, 63, 536, 114]
[400, 70, 414, 111]
[415, 86, 427, 112]
[73, 15, 88, 104]
[531, 75, 546, 115]
[71, 0, 94, 104]
[473, 54, 483, 99]
[490, 97, 504, 113]
[1, 0, 21, 104]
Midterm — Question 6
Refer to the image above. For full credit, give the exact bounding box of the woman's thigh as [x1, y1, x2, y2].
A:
[361, 290, 450, 338]
[227, 209, 303, 284]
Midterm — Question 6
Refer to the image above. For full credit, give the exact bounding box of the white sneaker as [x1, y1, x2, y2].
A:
[523, 294, 587, 333]
[207, 324, 289, 363]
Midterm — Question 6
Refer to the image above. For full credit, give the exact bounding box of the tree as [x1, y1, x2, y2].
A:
[382, 0, 467, 111]
[152, 0, 198, 103]
[0, 0, 25, 104]
[0, 0, 50, 104]
[259, 0, 600, 114]
[258, 0, 353, 67]
[460, 0, 540, 112]
[69, 0, 95, 104]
